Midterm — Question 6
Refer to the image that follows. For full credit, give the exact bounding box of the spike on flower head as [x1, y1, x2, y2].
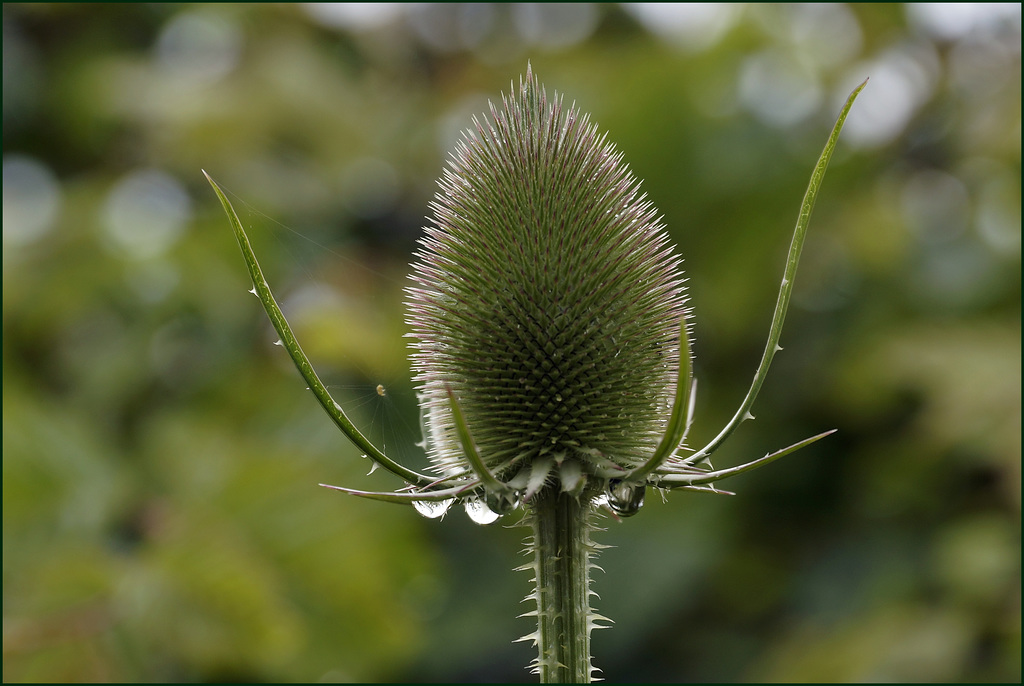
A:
[405, 66, 690, 491]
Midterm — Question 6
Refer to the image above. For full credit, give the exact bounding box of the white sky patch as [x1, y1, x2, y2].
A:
[155, 9, 242, 85]
[623, 3, 740, 52]
[836, 41, 941, 149]
[906, 3, 1022, 42]
[102, 169, 192, 260]
[738, 49, 823, 128]
[3, 154, 61, 247]
[302, 3, 404, 31]
[407, 4, 497, 53]
[513, 3, 599, 50]
[789, 3, 863, 69]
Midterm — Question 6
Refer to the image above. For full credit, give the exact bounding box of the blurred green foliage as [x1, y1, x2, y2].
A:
[3, 3, 1019, 682]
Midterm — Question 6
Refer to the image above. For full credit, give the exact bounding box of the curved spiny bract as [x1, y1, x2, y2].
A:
[406, 66, 689, 488]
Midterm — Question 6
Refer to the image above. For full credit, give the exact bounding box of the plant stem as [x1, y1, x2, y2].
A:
[528, 488, 599, 683]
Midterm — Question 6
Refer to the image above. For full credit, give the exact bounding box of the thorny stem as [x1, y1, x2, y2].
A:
[525, 489, 604, 683]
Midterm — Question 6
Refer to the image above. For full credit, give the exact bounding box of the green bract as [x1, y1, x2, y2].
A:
[407, 66, 688, 491]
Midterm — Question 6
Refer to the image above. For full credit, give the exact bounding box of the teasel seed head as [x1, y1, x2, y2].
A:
[406, 65, 689, 496]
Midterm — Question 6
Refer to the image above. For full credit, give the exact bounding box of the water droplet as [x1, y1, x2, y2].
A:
[606, 480, 645, 517]
[413, 498, 454, 519]
[485, 489, 520, 515]
[463, 498, 500, 525]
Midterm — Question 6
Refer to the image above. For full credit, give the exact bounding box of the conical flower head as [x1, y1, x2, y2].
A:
[406, 67, 688, 492]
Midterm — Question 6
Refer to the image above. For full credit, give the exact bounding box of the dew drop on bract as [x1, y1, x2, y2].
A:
[485, 489, 520, 516]
[413, 498, 454, 519]
[463, 498, 501, 525]
[606, 480, 645, 517]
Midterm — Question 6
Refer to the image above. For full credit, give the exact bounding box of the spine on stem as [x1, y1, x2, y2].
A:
[522, 488, 608, 683]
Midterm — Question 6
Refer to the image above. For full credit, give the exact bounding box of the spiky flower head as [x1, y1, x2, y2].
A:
[206, 63, 864, 684]
[406, 66, 688, 497]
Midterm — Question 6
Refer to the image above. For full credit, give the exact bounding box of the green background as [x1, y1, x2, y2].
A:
[4, 4, 1019, 682]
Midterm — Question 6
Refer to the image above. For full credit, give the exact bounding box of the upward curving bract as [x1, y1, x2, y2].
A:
[406, 66, 690, 488]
